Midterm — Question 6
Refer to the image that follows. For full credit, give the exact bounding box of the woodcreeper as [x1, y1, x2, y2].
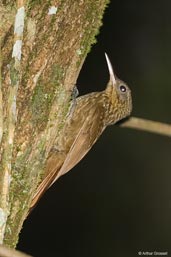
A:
[31, 54, 132, 209]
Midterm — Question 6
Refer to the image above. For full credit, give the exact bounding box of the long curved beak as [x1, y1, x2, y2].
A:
[105, 53, 116, 85]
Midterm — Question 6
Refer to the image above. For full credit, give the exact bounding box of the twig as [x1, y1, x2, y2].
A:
[121, 116, 171, 137]
[0, 245, 32, 257]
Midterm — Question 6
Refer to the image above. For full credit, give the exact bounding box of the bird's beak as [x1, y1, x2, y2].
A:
[105, 53, 116, 85]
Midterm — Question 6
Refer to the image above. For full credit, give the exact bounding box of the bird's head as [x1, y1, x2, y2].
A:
[105, 53, 132, 123]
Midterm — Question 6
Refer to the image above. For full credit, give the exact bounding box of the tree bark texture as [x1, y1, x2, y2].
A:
[0, 0, 109, 247]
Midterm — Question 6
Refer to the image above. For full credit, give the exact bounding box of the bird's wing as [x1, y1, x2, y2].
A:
[30, 105, 105, 209]
[51, 113, 105, 184]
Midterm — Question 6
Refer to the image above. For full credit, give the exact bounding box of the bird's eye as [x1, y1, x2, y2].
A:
[119, 85, 127, 93]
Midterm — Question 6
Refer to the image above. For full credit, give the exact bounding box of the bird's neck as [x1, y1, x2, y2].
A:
[104, 87, 125, 125]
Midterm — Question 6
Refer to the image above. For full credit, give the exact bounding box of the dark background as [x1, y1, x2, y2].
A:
[18, 1, 171, 256]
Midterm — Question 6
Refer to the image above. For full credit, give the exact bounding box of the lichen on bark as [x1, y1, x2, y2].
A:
[0, 0, 110, 248]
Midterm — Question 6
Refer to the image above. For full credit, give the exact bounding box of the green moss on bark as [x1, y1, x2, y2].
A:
[1, 0, 111, 248]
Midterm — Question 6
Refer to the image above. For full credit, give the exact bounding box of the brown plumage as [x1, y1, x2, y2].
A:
[30, 54, 132, 209]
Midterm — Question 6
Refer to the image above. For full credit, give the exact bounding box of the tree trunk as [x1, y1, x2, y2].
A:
[0, 0, 109, 248]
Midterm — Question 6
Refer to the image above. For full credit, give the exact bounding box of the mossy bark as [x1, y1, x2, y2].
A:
[0, 0, 109, 248]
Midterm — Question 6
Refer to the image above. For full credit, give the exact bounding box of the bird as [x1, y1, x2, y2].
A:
[30, 53, 132, 209]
